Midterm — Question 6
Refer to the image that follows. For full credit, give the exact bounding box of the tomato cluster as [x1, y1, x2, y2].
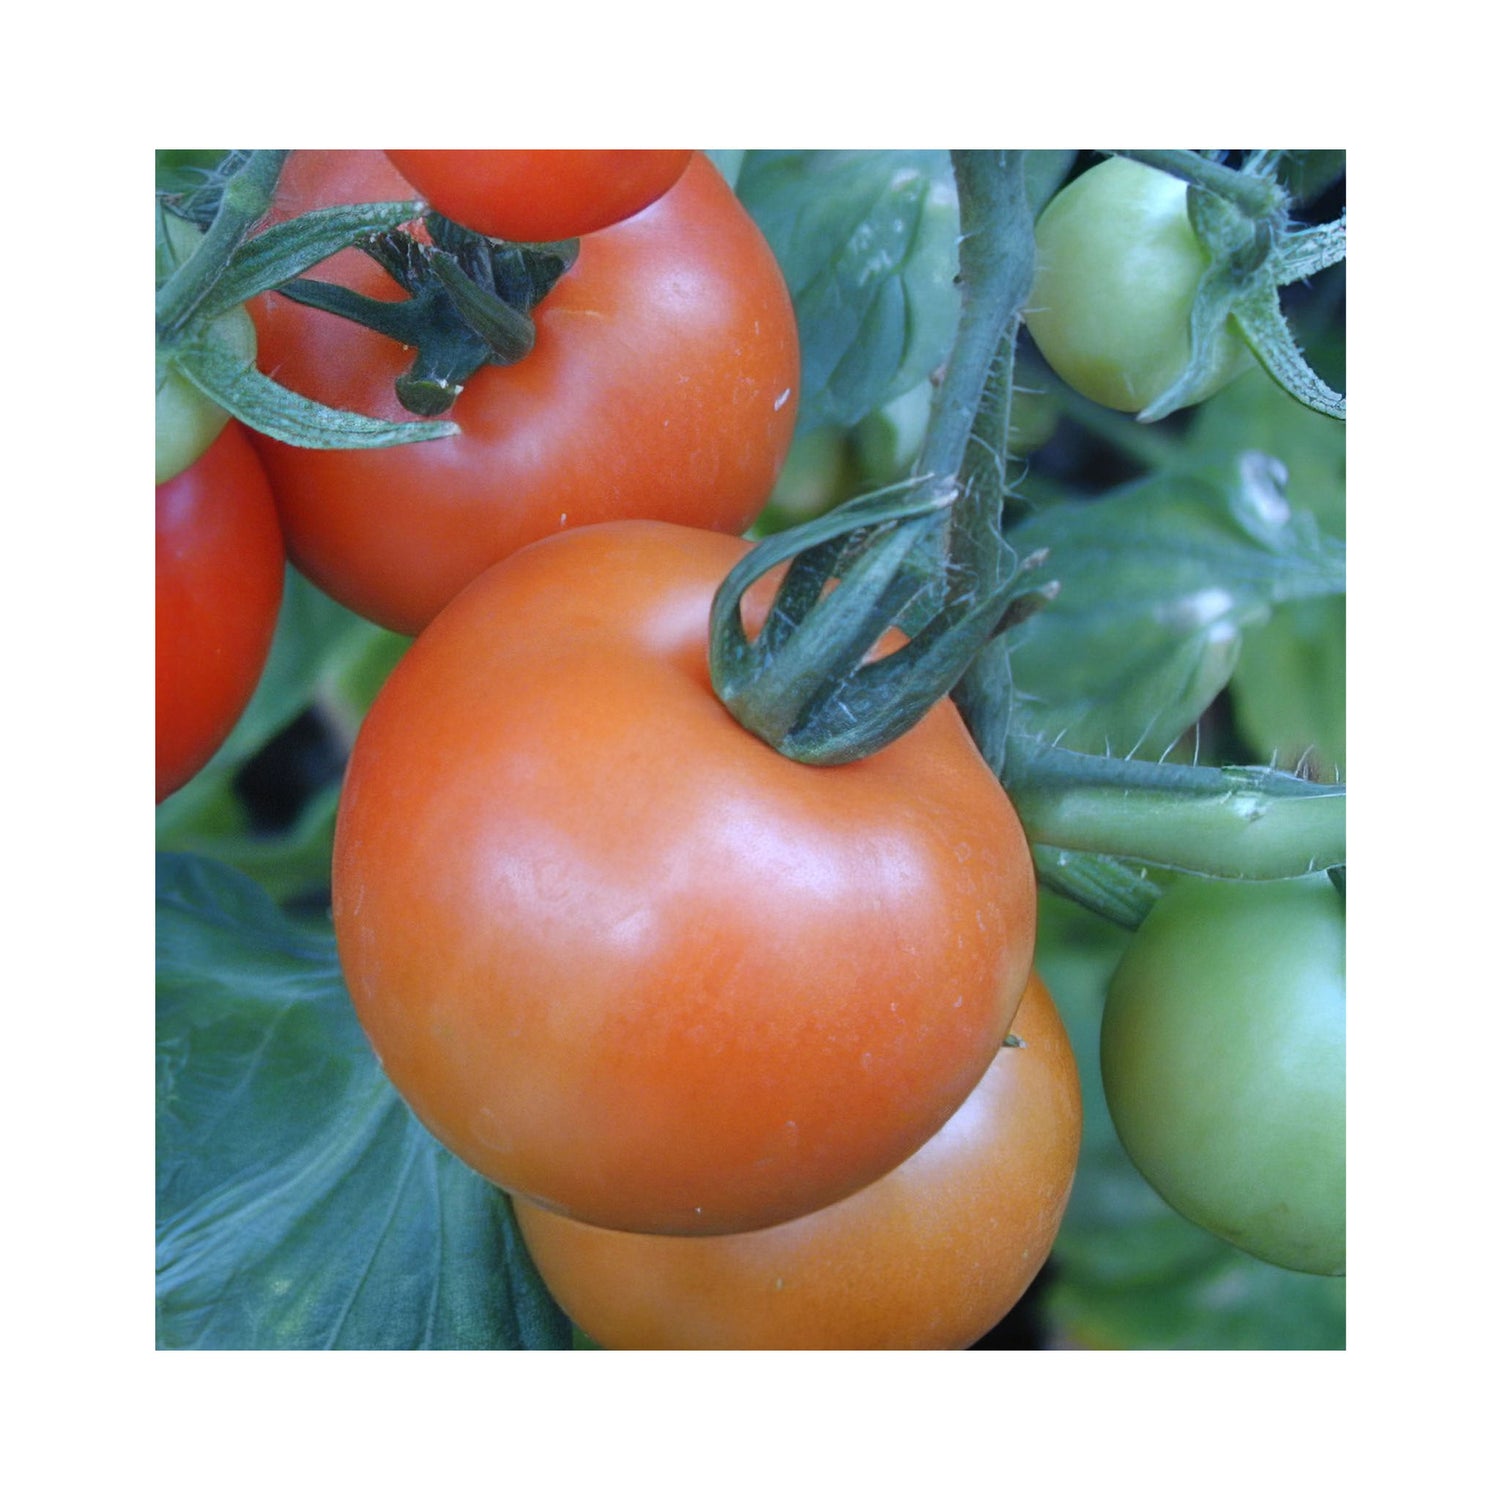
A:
[157, 152, 1072, 1345]
[332, 521, 1041, 1240]
[514, 971, 1081, 1350]
[157, 149, 1342, 1349]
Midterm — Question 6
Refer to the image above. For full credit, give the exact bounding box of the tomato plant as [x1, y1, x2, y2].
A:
[513, 970, 1080, 1349]
[1101, 874, 1346, 1276]
[1025, 156, 1251, 414]
[157, 150, 1347, 1354]
[156, 422, 285, 802]
[155, 215, 257, 483]
[332, 520, 1036, 1236]
[248, 150, 799, 636]
[383, 149, 693, 241]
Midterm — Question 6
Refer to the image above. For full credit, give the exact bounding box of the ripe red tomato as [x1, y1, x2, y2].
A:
[333, 521, 1036, 1236]
[513, 970, 1081, 1349]
[383, 149, 693, 241]
[156, 422, 284, 802]
[249, 151, 799, 636]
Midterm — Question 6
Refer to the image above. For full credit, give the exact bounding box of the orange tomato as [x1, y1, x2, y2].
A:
[515, 971, 1081, 1348]
[333, 521, 1036, 1235]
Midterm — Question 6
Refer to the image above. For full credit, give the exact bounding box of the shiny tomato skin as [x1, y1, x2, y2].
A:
[333, 521, 1036, 1236]
[383, 149, 693, 241]
[249, 151, 799, 636]
[156, 423, 284, 802]
[514, 971, 1081, 1349]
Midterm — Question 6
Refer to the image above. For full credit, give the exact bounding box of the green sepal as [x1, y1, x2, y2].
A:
[279, 222, 576, 417]
[194, 199, 428, 320]
[426, 215, 577, 316]
[173, 336, 456, 449]
[1274, 212, 1347, 283]
[1031, 845, 1163, 930]
[1133, 168, 1345, 425]
[155, 151, 462, 453]
[778, 565, 1013, 764]
[951, 553, 1060, 776]
[427, 248, 537, 360]
[952, 633, 1014, 772]
[711, 152, 1046, 768]
[711, 476, 956, 756]
[1135, 190, 1269, 424]
[1233, 280, 1346, 420]
[270, 277, 425, 345]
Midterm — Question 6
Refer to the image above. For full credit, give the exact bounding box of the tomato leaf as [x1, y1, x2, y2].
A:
[735, 150, 961, 431]
[1230, 596, 1346, 779]
[1005, 455, 1345, 759]
[156, 854, 571, 1350]
[1187, 364, 1346, 537]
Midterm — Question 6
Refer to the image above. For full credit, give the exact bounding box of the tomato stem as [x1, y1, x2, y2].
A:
[1003, 736, 1346, 880]
[1109, 150, 1287, 222]
[709, 151, 1040, 766]
[277, 221, 577, 416]
[918, 152, 1035, 497]
[156, 151, 289, 337]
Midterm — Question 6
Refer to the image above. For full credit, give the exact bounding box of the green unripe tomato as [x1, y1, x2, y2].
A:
[156, 216, 257, 484]
[1101, 875, 1345, 1276]
[1025, 157, 1250, 414]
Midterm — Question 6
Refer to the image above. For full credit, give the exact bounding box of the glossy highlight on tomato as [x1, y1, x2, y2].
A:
[515, 971, 1080, 1349]
[156, 422, 284, 802]
[333, 521, 1036, 1236]
[384, 149, 693, 241]
[249, 151, 799, 636]
[1025, 156, 1249, 413]
[1102, 874, 1345, 1276]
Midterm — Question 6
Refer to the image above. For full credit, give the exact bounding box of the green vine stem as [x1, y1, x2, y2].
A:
[155, 151, 458, 452]
[1003, 736, 1345, 880]
[156, 150, 289, 335]
[919, 151, 1034, 494]
[1110, 149, 1287, 220]
[709, 150, 1039, 765]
